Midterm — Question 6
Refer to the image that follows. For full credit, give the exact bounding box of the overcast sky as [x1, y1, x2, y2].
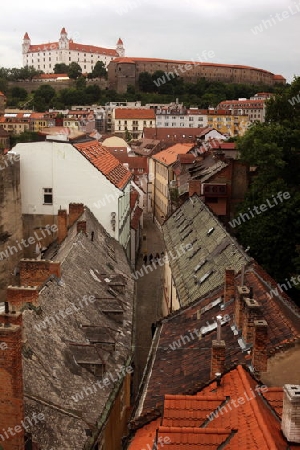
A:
[0, 0, 299, 83]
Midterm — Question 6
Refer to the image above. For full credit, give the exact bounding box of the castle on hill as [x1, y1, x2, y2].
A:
[22, 28, 125, 73]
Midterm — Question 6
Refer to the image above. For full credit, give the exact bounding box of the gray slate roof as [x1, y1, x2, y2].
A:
[23, 208, 134, 449]
[162, 195, 251, 307]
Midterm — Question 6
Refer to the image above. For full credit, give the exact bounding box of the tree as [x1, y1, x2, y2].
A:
[53, 63, 69, 74]
[234, 77, 300, 288]
[68, 62, 82, 79]
[33, 84, 56, 111]
[90, 61, 107, 79]
[124, 128, 132, 142]
[139, 72, 155, 92]
[75, 76, 86, 89]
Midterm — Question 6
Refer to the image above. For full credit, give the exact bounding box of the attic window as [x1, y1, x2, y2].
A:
[207, 227, 215, 236]
[198, 270, 213, 285]
[194, 259, 207, 273]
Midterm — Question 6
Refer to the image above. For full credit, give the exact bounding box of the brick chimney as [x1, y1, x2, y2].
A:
[282, 384, 300, 443]
[0, 315, 25, 449]
[7, 286, 39, 311]
[252, 319, 268, 373]
[57, 208, 68, 244]
[242, 298, 262, 345]
[224, 268, 235, 304]
[210, 340, 226, 379]
[234, 286, 250, 330]
[77, 221, 87, 234]
[189, 180, 201, 197]
[19, 259, 61, 287]
[69, 203, 84, 227]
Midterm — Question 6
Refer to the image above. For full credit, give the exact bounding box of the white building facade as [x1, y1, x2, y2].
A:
[22, 28, 125, 73]
[12, 138, 132, 256]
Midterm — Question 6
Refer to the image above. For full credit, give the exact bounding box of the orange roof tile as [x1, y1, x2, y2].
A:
[73, 140, 131, 190]
[69, 41, 117, 56]
[129, 366, 299, 450]
[115, 108, 155, 120]
[153, 143, 195, 166]
[28, 41, 117, 56]
[128, 419, 160, 450]
[34, 73, 68, 80]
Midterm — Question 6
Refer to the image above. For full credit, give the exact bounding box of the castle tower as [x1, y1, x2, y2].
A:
[116, 38, 125, 57]
[22, 32, 31, 55]
[59, 27, 69, 50]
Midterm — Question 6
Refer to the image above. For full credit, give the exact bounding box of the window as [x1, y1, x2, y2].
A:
[43, 188, 53, 205]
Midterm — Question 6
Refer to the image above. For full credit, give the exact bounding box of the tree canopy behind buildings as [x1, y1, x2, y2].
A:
[234, 77, 300, 297]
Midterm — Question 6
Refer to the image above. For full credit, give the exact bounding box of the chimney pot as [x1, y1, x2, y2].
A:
[242, 298, 262, 345]
[252, 319, 268, 373]
[235, 286, 250, 330]
[282, 384, 300, 443]
[210, 339, 226, 379]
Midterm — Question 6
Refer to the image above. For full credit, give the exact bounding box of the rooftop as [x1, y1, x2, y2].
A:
[115, 108, 156, 120]
[152, 143, 195, 166]
[128, 365, 300, 450]
[22, 207, 134, 448]
[132, 261, 300, 419]
[162, 195, 251, 306]
[73, 139, 132, 190]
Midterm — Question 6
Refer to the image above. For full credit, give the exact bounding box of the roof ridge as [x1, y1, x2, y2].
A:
[158, 425, 229, 434]
[237, 366, 278, 450]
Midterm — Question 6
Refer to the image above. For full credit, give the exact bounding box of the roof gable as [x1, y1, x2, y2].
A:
[73, 140, 131, 190]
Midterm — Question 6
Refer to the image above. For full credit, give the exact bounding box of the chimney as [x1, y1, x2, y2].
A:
[210, 340, 226, 379]
[189, 180, 201, 197]
[77, 221, 87, 234]
[7, 286, 39, 311]
[0, 318, 25, 449]
[19, 259, 61, 287]
[242, 298, 262, 345]
[282, 384, 300, 443]
[252, 319, 268, 373]
[69, 203, 84, 227]
[224, 268, 235, 304]
[234, 286, 250, 330]
[57, 209, 68, 244]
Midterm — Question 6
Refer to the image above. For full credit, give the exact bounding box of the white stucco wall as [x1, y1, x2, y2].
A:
[12, 140, 131, 246]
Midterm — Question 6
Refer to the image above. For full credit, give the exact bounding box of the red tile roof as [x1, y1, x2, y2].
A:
[129, 365, 299, 450]
[134, 264, 300, 418]
[69, 41, 117, 56]
[33, 73, 68, 80]
[24, 32, 30, 40]
[153, 143, 195, 166]
[28, 41, 117, 56]
[115, 108, 155, 120]
[143, 126, 219, 143]
[73, 140, 131, 190]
